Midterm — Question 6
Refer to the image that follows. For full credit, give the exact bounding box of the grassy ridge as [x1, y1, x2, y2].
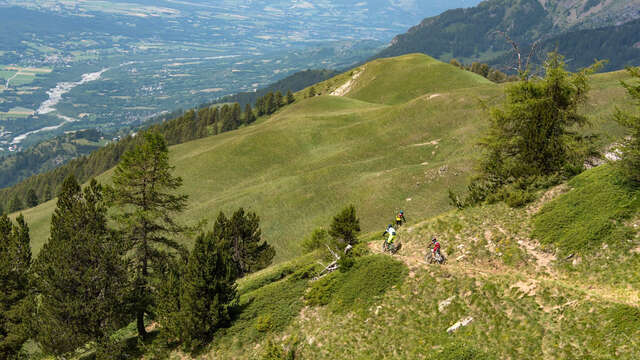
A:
[195, 165, 639, 359]
[15, 54, 635, 262]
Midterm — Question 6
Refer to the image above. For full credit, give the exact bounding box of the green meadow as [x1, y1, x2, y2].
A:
[17, 54, 633, 261]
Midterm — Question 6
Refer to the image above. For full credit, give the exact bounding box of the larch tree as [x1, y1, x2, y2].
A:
[107, 132, 188, 338]
[460, 53, 603, 205]
[34, 176, 129, 357]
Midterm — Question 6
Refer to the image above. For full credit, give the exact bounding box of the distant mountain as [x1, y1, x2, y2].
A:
[374, 0, 640, 69]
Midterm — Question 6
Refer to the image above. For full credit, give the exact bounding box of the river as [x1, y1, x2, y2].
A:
[10, 68, 109, 144]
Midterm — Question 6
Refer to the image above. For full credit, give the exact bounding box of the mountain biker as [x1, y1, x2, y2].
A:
[395, 210, 406, 227]
[382, 224, 397, 250]
[431, 236, 442, 262]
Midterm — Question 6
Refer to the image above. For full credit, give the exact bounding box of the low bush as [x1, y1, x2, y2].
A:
[429, 343, 495, 360]
[304, 255, 407, 313]
[533, 165, 640, 256]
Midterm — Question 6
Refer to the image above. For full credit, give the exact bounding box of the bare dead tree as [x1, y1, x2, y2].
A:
[495, 31, 540, 79]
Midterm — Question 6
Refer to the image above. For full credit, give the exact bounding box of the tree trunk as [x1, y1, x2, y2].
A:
[137, 310, 147, 339]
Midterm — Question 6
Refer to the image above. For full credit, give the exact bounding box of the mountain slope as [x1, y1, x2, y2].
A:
[375, 0, 640, 68]
[195, 164, 640, 359]
[16, 54, 633, 262]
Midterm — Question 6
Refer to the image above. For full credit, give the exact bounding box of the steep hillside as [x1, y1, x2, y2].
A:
[16, 54, 633, 262]
[174, 164, 640, 359]
[375, 0, 640, 69]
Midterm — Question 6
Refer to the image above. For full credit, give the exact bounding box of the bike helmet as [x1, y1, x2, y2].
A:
[388, 224, 393, 229]
[399, 210, 404, 214]
[431, 236, 437, 243]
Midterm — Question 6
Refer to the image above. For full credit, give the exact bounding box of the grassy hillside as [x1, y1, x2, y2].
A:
[159, 164, 638, 359]
[15, 54, 634, 262]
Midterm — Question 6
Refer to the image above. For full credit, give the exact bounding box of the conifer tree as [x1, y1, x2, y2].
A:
[244, 103, 256, 124]
[26, 189, 38, 208]
[34, 176, 129, 357]
[274, 91, 284, 109]
[107, 132, 188, 338]
[308, 86, 316, 98]
[227, 209, 275, 276]
[231, 103, 242, 128]
[329, 205, 361, 246]
[614, 66, 640, 183]
[480, 53, 599, 181]
[177, 227, 237, 349]
[8, 195, 22, 213]
[43, 185, 53, 202]
[286, 90, 295, 104]
[0, 214, 32, 359]
[265, 93, 276, 114]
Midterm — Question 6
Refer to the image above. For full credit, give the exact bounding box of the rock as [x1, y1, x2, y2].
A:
[447, 317, 474, 334]
[438, 296, 456, 312]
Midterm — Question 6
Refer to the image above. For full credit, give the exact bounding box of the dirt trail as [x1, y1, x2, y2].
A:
[368, 239, 640, 307]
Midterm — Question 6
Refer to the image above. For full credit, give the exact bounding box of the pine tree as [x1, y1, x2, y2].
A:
[0, 214, 32, 359]
[231, 103, 242, 128]
[308, 86, 316, 98]
[26, 189, 38, 208]
[244, 104, 256, 124]
[177, 228, 237, 350]
[274, 91, 284, 109]
[328, 205, 361, 246]
[614, 66, 640, 184]
[226, 209, 275, 277]
[34, 176, 129, 357]
[265, 93, 276, 115]
[107, 132, 188, 338]
[8, 195, 22, 213]
[286, 90, 295, 104]
[43, 185, 53, 202]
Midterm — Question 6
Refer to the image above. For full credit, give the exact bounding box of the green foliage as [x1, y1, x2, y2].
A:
[533, 165, 640, 256]
[175, 231, 238, 351]
[219, 276, 307, 345]
[307, 86, 316, 98]
[429, 343, 495, 360]
[304, 272, 341, 307]
[329, 205, 361, 246]
[0, 214, 32, 359]
[25, 189, 38, 208]
[33, 176, 129, 357]
[301, 228, 329, 253]
[463, 53, 601, 207]
[260, 338, 299, 360]
[213, 209, 275, 277]
[615, 66, 640, 184]
[9, 194, 22, 213]
[286, 90, 295, 105]
[107, 132, 189, 338]
[305, 255, 407, 313]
